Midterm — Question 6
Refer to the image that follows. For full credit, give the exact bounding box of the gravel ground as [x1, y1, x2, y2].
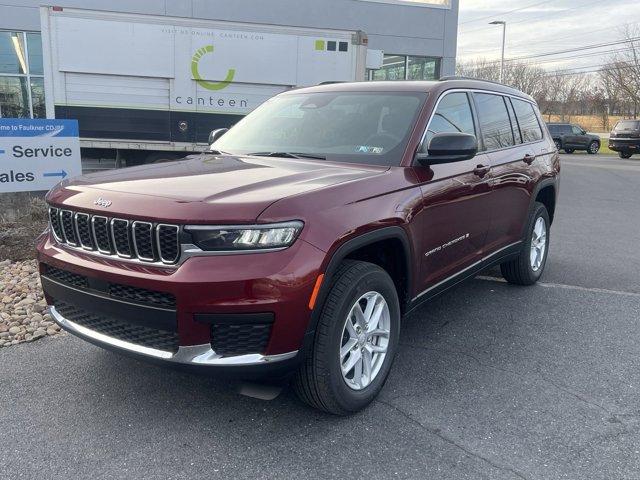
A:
[0, 259, 60, 348]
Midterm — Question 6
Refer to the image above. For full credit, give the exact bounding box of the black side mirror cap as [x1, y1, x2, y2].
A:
[415, 132, 478, 166]
[208, 128, 229, 146]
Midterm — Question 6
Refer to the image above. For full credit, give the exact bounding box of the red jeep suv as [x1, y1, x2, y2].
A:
[38, 79, 559, 415]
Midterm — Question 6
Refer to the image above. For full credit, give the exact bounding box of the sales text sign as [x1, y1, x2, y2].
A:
[0, 119, 82, 193]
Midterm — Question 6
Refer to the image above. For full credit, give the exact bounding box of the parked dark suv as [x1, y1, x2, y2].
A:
[547, 122, 600, 154]
[38, 79, 560, 415]
[609, 119, 640, 158]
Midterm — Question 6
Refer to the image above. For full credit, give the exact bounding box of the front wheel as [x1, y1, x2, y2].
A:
[500, 202, 550, 285]
[587, 141, 600, 154]
[293, 260, 400, 415]
[620, 152, 633, 159]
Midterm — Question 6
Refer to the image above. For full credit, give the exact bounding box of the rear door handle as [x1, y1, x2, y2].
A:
[523, 154, 536, 165]
[473, 164, 490, 178]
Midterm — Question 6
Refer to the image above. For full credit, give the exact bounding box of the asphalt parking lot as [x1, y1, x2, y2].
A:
[2, 154, 640, 480]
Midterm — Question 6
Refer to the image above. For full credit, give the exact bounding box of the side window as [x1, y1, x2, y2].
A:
[474, 93, 514, 151]
[512, 99, 544, 142]
[425, 92, 475, 146]
[505, 98, 522, 144]
[561, 125, 572, 135]
[572, 125, 583, 135]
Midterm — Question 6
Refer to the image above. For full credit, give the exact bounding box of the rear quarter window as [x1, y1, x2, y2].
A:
[512, 99, 543, 143]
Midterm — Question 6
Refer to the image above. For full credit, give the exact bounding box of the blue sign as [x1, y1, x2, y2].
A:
[0, 119, 82, 192]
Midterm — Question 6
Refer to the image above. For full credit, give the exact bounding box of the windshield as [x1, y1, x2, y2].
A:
[213, 91, 427, 166]
[614, 120, 640, 131]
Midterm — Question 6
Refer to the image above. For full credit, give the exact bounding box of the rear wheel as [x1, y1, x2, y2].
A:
[587, 141, 600, 154]
[620, 152, 633, 159]
[564, 148, 575, 154]
[293, 260, 400, 415]
[500, 202, 550, 285]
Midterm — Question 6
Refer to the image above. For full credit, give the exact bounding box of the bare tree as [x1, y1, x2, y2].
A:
[599, 26, 640, 118]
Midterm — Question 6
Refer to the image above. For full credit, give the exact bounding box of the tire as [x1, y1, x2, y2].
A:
[619, 152, 633, 159]
[564, 148, 575, 154]
[500, 202, 550, 286]
[587, 141, 600, 155]
[553, 139, 562, 151]
[293, 260, 400, 415]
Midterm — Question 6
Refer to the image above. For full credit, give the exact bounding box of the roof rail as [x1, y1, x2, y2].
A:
[439, 76, 506, 87]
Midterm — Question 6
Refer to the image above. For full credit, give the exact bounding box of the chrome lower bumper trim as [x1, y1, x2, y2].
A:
[50, 306, 298, 366]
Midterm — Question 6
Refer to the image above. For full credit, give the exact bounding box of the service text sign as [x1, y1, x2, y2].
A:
[0, 119, 82, 193]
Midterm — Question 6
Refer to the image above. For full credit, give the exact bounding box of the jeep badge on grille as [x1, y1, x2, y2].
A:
[94, 198, 112, 208]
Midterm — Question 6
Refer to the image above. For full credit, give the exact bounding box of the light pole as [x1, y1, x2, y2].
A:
[489, 20, 506, 83]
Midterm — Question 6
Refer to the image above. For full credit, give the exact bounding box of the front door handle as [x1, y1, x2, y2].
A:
[523, 154, 536, 165]
[473, 164, 490, 178]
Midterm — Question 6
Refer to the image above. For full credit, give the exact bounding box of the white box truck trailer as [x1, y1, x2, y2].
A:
[40, 6, 375, 165]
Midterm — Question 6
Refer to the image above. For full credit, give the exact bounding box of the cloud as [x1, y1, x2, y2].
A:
[457, 0, 640, 72]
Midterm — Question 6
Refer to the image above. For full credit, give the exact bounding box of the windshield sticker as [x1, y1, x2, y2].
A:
[356, 145, 384, 154]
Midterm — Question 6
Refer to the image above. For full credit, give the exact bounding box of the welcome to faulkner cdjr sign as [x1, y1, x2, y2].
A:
[0, 119, 82, 193]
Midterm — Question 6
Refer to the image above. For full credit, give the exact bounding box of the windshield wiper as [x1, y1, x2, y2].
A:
[248, 151, 326, 160]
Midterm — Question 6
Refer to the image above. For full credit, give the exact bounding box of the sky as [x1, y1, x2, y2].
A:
[456, 0, 640, 73]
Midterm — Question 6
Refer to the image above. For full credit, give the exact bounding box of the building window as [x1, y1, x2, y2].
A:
[369, 55, 440, 81]
[0, 31, 45, 118]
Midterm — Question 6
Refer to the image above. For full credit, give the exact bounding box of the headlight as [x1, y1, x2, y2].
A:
[185, 221, 303, 251]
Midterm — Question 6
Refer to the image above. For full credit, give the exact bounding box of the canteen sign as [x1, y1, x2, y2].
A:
[0, 119, 82, 193]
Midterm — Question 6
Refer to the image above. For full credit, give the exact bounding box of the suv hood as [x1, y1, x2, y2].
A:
[47, 154, 388, 223]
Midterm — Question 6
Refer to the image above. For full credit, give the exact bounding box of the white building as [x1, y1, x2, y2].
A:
[0, 0, 459, 120]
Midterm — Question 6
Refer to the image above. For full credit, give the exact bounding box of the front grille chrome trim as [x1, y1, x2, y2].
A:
[49, 207, 64, 242]
[132, 221, 156, 262]
[156, 224, 180, 265]
[60, 209, 79, 246]
[110, 218, 133, 259]
[91, 215, 112, 254]
[74, 212, 94, 251]
[50, 306, 298, 366]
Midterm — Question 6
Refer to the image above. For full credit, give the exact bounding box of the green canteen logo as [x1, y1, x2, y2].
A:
[191, 45, 235, 91]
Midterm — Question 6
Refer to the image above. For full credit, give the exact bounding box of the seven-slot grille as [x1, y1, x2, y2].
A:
[48, 206, 180, 264]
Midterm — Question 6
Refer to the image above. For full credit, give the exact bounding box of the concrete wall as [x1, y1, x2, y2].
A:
[0, 0, 458, 75]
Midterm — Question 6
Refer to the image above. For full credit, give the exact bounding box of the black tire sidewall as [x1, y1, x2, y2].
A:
[323, 266, 400, 413]
[521, 203, 551, 283]
[588, 141, 599, 154]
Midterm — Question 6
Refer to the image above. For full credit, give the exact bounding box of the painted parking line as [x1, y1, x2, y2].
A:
[476, 275, 640, 299]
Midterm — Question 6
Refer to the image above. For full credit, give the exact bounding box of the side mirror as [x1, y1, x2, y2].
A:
[581, 129, 587, 135]
[208, 128, 228, 146]
[416, 132, 478, 166]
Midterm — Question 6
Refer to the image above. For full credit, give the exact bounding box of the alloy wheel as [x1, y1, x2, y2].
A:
[339, 291, 391, 391]
[530, 217, 547, 272]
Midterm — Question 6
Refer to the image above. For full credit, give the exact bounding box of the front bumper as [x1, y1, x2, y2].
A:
[38, 231, 326, 373]
[50, 305, 298, 366]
